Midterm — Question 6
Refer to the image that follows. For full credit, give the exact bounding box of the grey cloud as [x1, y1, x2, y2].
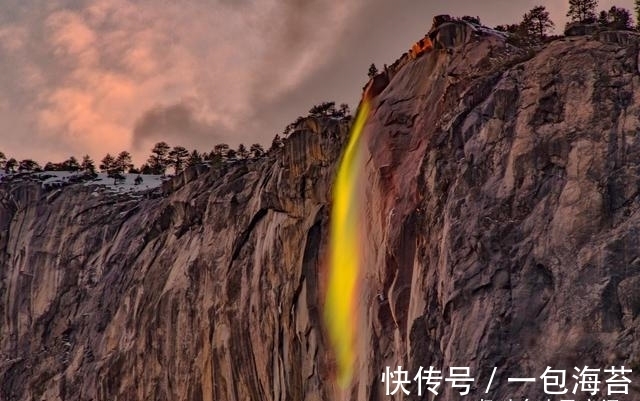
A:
[279, 0, 325, 46]
[247, 1, 363, 103]
[132, 101, 226, 152]
[217, 0, 252, 8]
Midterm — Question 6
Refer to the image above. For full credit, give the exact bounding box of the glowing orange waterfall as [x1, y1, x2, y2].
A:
[324, 34, 433, 390]
[324, 93, 371, 389]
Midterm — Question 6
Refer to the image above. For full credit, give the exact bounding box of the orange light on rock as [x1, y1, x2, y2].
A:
[409, 36, 433, 59]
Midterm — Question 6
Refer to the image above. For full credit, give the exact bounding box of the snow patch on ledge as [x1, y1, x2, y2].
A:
[83, 173, 165, 193]
[0, 170, 166, 195]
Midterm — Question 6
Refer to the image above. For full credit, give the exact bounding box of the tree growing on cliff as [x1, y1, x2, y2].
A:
[5, 158, 17, 173]
[309, 101, 336, 117]
[208, 144, 231, 166]
[18, 159, 40, 172]
[236, 144, 250, 159]
[205, 151, 223, 168]
[140, 163, 154, 174]
[61, 156, 81, 171]
[81, 155, 96, 174]
[495, 23, 521, 33]
[599, 6, 634, 29]
[226, 149, 237, 160]
[187, 150, 203, 167]
[461, 16, 481, 25]
[338, 103, 351, 118]
[148, 141, 171, 175]
[567, 0, 598, 23]
[270, 134, 284, 151]
[250, 144, 265, 158]
[494, 22, 530, 46]
[100, 154, 115, 173]
[214, 144, 229, 155]
[115, 151, 133, 174]
[522, 6, 555, 41]
[168, 146, 189, 173]
[283, 116, 305, 137]
[598, 9, 609, 25]
[368, 63, 378, 78]
[111, 171, 126, 185]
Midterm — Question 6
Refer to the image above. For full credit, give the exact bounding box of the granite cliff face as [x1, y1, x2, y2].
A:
[3, 20, 640, 401]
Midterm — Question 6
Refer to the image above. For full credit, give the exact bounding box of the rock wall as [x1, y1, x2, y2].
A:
[3, 20, 640, 401]
[352, 24, 640, 401]
[0, 117, 348, 401]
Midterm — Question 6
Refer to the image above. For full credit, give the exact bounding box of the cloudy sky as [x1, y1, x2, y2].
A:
[0, 0, 634, 165]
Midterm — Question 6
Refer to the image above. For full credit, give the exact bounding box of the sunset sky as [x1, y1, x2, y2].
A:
[0, 0, 634, 165]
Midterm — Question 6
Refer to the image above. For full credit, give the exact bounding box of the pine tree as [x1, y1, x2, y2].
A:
[226, 149, 237, 160]
[112, 171, 126, 185]
[206, 151, 223, 167]
[521, 6, 554, 41]
[597, 6, 633, 29]
[0, 151, 5, 170]
[115, 151, 133, 174]
[635, 0, 640, 28]
[598, 10, 609, 26]
[18, 159, 40, 172]
[309, 101, 336, 117]
[338, 103, 351, 118]
[5, 158, 17, 174]
[237, 144, 250, 159]
[81, 155, 96, 174]
[213, 144, 230, 158]
[147, 141, 171, 175]
[62, 156, 80, 171]
[567, 0, 598, 23]
[270, 134, 284, 151]
[495, 24, 522, 33]
[250, 144, 265, 158]
[100, 154, 115, 173]
[461, 16, 481, 25]
[368, 63, 378, 78]
[608, 6, 633, 30]
[187, 149, 203, 167]
[140, 163, 154, 174]
[168, 146, 189, 173]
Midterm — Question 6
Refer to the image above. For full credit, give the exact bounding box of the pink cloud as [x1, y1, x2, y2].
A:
[0, 25, 26, 52]
[45, 10, 97, 62]
[1, 0, 363, 164]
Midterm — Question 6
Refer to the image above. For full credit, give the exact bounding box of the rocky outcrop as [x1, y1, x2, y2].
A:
[3, 17, 640, 401]
[564, 22, 600, 37]
[599, 29, 640, 46]
[564, 22, 640, 47]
